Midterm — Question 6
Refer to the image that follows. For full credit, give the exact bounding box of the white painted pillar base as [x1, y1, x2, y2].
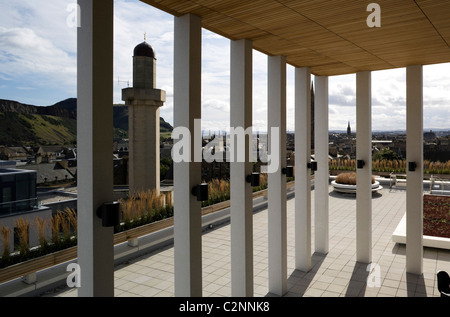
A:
[295, 67, 312, 272]
[406, 65, 423, 275]
[230, 39, 254, 297]
[314, 76, 329, 254]
[173, 13, 203, 297]
[77, 0, 115, 297]
[23, 273, 37, 285]
[267, 55, 287, 296]
[356, 71, 372, 264]
[128, 238, 139, 247]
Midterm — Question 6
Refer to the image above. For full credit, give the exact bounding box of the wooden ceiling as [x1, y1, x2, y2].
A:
[140, 0, 450, 76]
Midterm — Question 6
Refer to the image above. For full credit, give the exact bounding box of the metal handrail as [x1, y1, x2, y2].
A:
[389, 172, 397, 189]
[430, 175, 450, 195]
[0, 197, 40, 216]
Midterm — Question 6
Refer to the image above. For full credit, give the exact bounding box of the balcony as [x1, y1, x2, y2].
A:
[23, 182, 448, 297]
[45, 0, 450, 298]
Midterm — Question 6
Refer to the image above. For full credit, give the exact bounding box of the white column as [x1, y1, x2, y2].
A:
[356, 71, 372, 263]
[295, 67, 312, 271]
[77, 0, 114, 297]
[314, 75, 329, 254]
[173, 13, 203, 296]
[406, 65, 423, 275]
[230, 39, 253, 297]
[267, 55, 287, 296]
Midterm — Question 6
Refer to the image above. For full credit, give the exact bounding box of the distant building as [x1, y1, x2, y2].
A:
[0, 168, 51, 253]
[424, 130, 436, 141]
[122, 40, 166, 195]
[16, 162, 76, 185]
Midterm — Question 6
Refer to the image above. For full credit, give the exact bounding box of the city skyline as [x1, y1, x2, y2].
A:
[0, 0, 449, 133]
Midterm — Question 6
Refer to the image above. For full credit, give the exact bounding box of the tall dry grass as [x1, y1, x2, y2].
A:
[206, 178, 230, 205]
[50, 212, 61, 245]
[1, 225, 11, 260]
[335, 172, 375, 184]
[15, 218, 29, 255]
[331, 158, 450, 175]
[118, 189, 172, 227]
[34, 217, 48, 250]
[48, 208, 78, 246]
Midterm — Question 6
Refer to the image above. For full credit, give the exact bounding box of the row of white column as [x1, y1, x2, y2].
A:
[77, 6, 424, 297]
[170, 14, 425, 296]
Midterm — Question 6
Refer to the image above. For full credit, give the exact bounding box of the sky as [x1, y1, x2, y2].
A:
[0, 0, 449, 133]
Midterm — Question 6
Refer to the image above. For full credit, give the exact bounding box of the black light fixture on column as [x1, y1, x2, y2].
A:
[408, 161, 417, 172]
[97, 201, 121, 227]
[192, 183, 209, 201]
[308, 161, 318, 171]
[282, 166, 294, 178]
[357, 159, 365, 169]
[246, 172, 260, 187]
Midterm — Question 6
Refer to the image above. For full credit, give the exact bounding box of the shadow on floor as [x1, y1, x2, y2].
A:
[345, 262, 370, 296]
[406, 272, 427, 296]
[265, 252, 326, 297]
[328, 190, 383, 200]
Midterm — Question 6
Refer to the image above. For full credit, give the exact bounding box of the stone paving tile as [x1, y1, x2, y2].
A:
[52, 186, 450, 298]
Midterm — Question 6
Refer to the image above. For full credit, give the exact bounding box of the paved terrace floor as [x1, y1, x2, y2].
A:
[46, 186, 450, 297]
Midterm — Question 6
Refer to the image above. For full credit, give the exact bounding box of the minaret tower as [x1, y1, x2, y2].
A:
[122, 38, 166, 195]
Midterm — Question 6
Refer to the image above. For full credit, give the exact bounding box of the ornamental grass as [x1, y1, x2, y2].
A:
[335, 172, 375, 185]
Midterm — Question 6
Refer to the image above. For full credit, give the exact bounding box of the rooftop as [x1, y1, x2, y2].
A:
[45, 184, 450, 297]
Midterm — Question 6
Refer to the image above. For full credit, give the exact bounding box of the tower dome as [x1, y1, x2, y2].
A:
[133, 41, 155, 59]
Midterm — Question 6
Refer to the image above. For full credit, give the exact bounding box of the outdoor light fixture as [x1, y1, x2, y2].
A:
[282, 166, 294, 178]
[192, 183, 209, 201]
[97, 201, 120, 227]
[357, 160, 365, 169]
[246, 172, 260, 187]
[408, 161, 417, 172]
[308, 161, 318, 171]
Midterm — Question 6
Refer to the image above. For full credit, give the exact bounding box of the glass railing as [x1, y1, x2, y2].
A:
[430, 175, 450, 195]
[0, 198, 40, 216]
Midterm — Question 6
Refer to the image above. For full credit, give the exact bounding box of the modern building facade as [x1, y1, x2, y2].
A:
[76, 0, 450, 297]
[0, 168, 51, 253]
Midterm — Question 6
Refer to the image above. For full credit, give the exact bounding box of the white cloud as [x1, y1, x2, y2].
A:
[326, 66, 450, 131]
[0, 26, 76, 88]
[0, 0, 448, 132]
[0, 0, 77, 100]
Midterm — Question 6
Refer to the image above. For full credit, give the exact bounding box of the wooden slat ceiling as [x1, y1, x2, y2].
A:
[140, 0, 450, 76]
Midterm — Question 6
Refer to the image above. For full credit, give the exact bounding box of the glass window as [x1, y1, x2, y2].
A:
[1, 186, 12, 203]
[0, 187, 12, 215]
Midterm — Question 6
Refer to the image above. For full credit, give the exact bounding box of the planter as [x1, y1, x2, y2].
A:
[0, 182, 295, 285]
[0, 246, 77, 284]
[392, 213, 450, 250]
[331, 180, 383, 194]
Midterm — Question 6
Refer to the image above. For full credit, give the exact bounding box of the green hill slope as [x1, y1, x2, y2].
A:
[0, 98, 173, 146]
[0, 112, 77, 146]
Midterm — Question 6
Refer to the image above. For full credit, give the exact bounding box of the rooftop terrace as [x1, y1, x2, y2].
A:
[44, 184, 450, 298]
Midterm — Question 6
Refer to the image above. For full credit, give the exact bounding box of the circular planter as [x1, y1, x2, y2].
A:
[331, 180, 383, 194]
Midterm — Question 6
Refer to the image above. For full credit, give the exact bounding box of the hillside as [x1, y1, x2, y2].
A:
[0, 98, 173, 146]
[0, 111, 76, 146]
